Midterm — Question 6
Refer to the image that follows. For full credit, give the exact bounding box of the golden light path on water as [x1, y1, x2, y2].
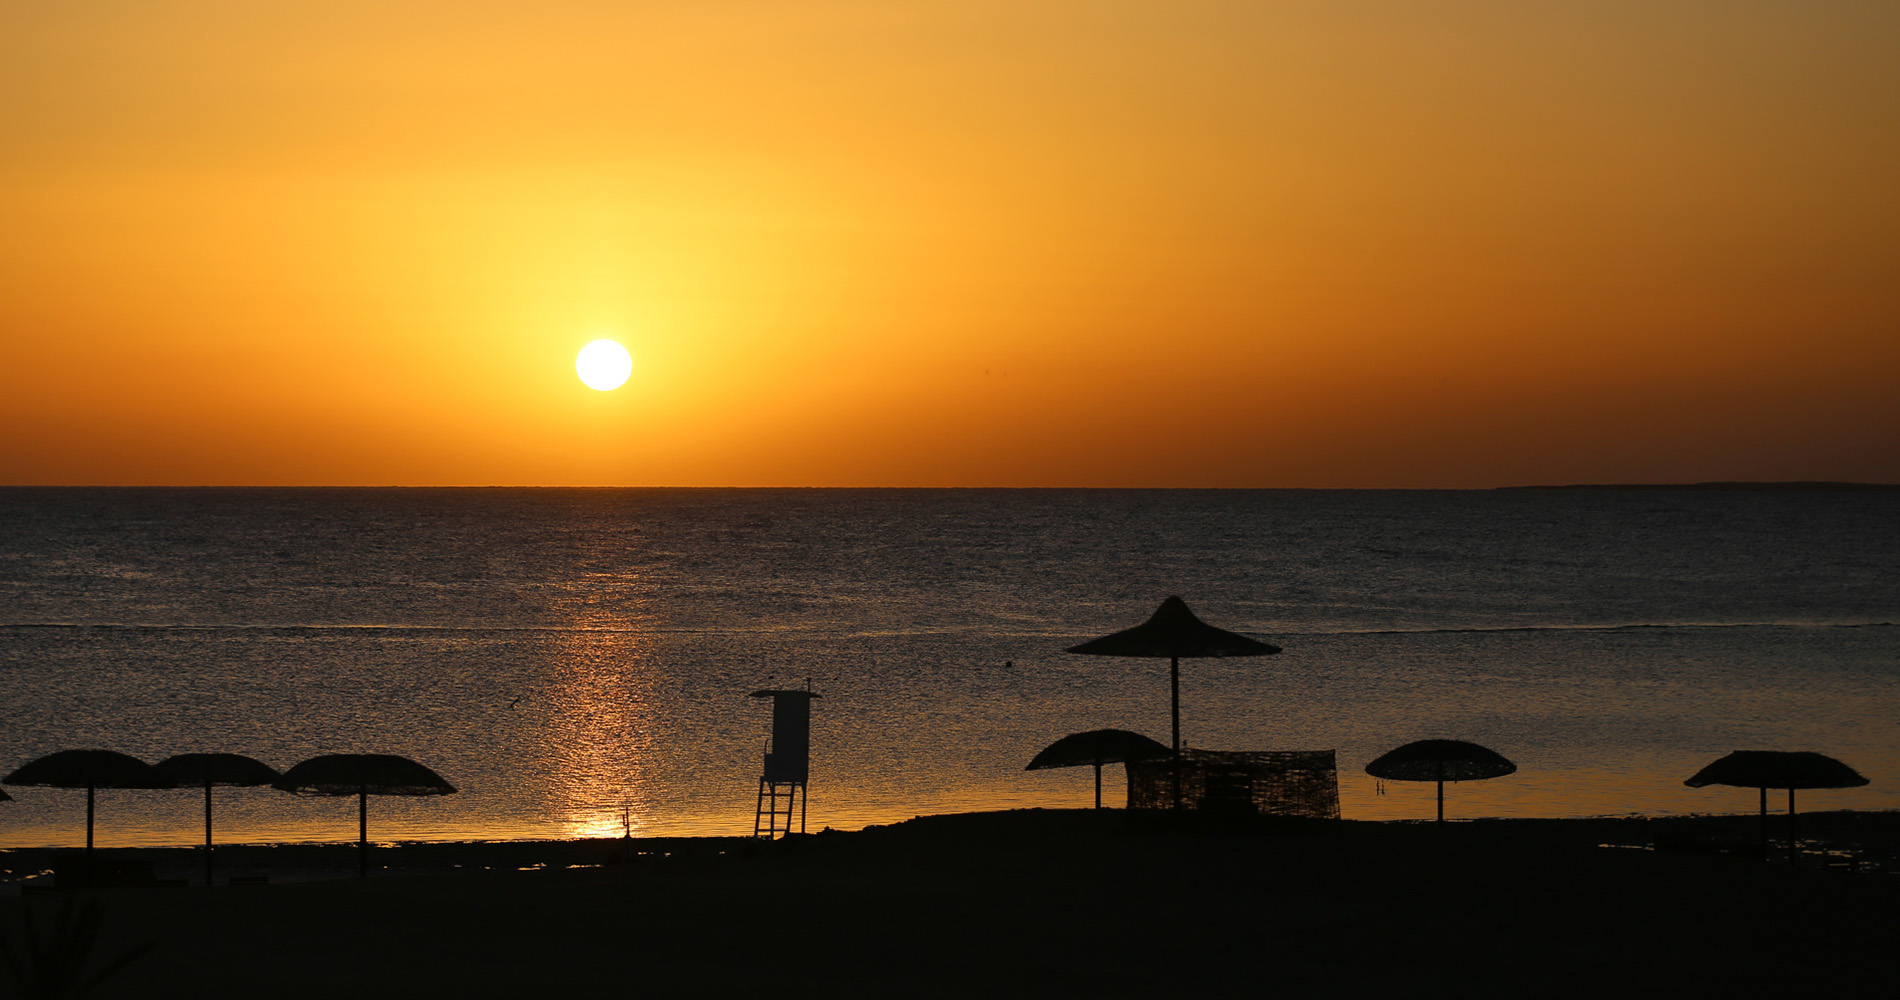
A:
[535, 608, 659, 841]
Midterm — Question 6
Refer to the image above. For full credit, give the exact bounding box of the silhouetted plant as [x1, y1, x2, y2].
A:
[0, 898, 155, 999]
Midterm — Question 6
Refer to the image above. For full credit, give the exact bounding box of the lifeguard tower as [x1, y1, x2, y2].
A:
[750, 688, 819, 838]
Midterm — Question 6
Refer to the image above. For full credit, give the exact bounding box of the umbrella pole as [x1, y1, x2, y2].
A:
[1170, 655, 1181, 755]
[1170, 655, 1182, 810]
[358, 788, 369, 879]
[1093, 761, 1102, 810]
[1787, 788, 1797, 866]
[86, 783, 96, 887]
[1434, 761, 1446, 824]
[204, 780, 215, 887]
[1758, 787, 1769, 860]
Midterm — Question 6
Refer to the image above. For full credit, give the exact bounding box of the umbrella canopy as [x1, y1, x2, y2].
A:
[1365, 740, 1518, 783]
[1683, 750, 1868, 792]
[273, 754, 457, 796]
[1027, 729, 1174, 771]
[1026, 729, 1172, 809]
[1684, 750, 1868, 863]
[1066, 596, 1280, 760]
[1365, 740, 1517, 823]
[1066, 595, 1281, 661]
[3, 750, 166, 791]
[273, 754, 456, 878]
[153, 753, 279, 788]
[3, 750, 167, 882]
[153, 753, 281, 886]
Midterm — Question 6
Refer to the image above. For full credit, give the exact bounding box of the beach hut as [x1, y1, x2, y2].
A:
[273, 754, 456, 878]
[1026, 729, 1171, 809]
[1684, 750, 1868, 863]
[1365, 740, 1517, 823]
[1127, 748, 1342, 818]
[2, 750, 168, 885]
[153, 753, 280, 886]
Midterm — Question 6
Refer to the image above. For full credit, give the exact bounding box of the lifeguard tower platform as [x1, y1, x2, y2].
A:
[750, 688, 819, 838]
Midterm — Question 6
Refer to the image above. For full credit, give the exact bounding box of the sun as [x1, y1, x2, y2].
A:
[575, 340, 632, 391]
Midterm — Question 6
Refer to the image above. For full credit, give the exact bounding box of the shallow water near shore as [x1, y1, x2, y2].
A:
[1, 487, 1896, 847]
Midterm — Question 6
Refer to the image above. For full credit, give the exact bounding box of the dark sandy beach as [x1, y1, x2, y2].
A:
[4, 809, 1898, 997]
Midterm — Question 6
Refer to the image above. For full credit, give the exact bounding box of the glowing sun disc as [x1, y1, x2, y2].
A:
[576, 340, 632, 391]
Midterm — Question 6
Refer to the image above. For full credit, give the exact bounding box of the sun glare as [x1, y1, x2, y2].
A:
[576, 340, 633, 391]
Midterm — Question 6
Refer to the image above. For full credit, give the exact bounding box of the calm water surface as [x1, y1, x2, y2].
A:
[1, 487, 1895, 848]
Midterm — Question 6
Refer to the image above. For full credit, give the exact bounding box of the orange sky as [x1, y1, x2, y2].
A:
[4, 2, 1897, 487]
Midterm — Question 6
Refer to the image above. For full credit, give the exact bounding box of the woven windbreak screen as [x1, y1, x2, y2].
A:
[1128, 749, 1340, 819]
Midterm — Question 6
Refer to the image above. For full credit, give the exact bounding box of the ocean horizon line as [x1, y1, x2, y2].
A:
[5, 481, 1898, 492]
[3, 619, 1890, 637]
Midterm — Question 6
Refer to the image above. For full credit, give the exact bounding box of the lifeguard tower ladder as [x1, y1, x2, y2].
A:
[751, 688, 819, 838]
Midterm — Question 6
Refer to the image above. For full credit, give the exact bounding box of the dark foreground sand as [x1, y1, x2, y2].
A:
[4, 809, 1898, 998]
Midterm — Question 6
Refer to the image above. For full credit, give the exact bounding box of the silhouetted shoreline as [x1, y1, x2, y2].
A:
[7, 808, 1897, 887]
[4, 809, 1896, 997]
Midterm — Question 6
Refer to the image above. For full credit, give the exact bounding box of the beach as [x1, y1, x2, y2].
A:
[5, 809, 1897, 997]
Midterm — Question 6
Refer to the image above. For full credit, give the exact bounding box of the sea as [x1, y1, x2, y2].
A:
[1, 487, 1895, 849]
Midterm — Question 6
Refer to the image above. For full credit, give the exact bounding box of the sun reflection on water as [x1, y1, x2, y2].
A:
[530, 609, 659, 840]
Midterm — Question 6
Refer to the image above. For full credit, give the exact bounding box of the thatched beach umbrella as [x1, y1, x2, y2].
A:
[1066, 596, 1281, 758]
[1026, 729, 1172, 809]
[1365, 740, 1517, 823]
[2, 750, 167, 884]
[273, 754, 456, 878]
[153, 753, 280, 887]
[1684, 750, 1868, 864]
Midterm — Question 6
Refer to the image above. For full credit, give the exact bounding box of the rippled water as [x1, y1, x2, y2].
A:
[1, 487, 1896, 847]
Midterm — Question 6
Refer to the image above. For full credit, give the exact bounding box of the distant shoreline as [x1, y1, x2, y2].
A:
[1497, 481, 1900, 491]
[6, 481, 1899, 491]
